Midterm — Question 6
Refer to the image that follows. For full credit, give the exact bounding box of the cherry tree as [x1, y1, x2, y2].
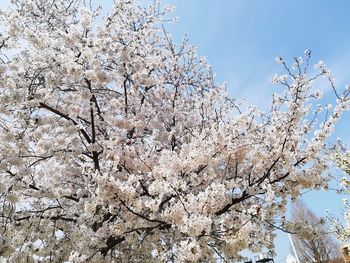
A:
[331, 148, 350, 241]
[0, 0, 349, 262]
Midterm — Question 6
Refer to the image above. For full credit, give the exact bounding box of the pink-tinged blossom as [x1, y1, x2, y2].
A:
[331, 148, 350, 241]
[0, 0, 349, 262]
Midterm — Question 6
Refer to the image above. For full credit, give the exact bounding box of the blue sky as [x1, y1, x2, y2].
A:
[2, 0, 350, 261]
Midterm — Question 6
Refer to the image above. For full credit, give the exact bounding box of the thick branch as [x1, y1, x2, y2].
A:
[90, 95, 100, 170]
[39, 102, 92, 144]
[100, 236, 126, 256]
[120, 199, 170, 226]
[215, 191, 250, 216]
[123, 77, 128, 114]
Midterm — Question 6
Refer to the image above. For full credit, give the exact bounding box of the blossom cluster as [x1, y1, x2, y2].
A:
[330, 148, 350, 241]
[0, 0, 349, 262]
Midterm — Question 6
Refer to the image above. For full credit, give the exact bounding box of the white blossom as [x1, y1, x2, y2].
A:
[0, 0, 349, 262]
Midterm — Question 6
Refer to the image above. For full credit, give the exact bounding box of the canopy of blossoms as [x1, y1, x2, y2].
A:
[0, 0, 349, 262]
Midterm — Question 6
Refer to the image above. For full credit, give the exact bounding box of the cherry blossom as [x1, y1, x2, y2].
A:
[0, 0, 349, 262]
[330, 147, 350, 241]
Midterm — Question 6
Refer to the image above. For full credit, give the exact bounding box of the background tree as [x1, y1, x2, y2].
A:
[0, 0, 349, 262]
[290, 200, 341, 263]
